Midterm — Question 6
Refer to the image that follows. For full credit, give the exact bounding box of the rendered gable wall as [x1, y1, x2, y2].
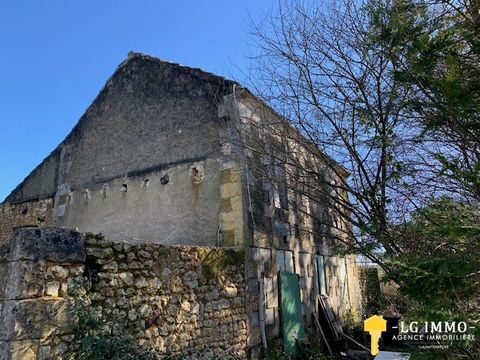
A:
[1, 54, 245, 247]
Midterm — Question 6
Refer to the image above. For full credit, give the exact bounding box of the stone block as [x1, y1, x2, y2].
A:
[250, 247, 270, 263]
[220, 198, 233, 212]
[222, 230, 236, 246]
[0, 340, 39, 360]
[4, 261, 45, 300]
[230, 195, 243, 213]
[250, 311, 260, 327]
[265, 308, 275, 325]
[264, 277, 276, 308]
[1, 299, 70, 341]
[206, 289, 219, 301]
[246, 279, 259, 294]
[183, 271, 198, 288]
[45, 281, 60, 297]
[9, 228, 85, 263]
[0, 262, 8, 300]
[118, 272, 134, 286]
[221, 169, 241, 184]
[220, 183, 242, 198]
[86, 247, 113, 259]
[223, 285, 238, 298]
[46, 265, 68, 280]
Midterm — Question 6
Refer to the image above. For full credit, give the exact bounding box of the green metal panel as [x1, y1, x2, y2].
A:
[280, 271, 305, 356]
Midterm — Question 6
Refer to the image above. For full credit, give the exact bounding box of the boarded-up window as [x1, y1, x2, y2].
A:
[315, 255, 327, 295]
[273, 162, 289, 210]
[338, 258, 350, 305]
[276, 250, 294, 273]
[274, 220, 290, 244]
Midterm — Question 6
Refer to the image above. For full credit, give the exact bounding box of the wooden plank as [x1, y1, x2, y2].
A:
[340, 332, 370, 352]
[318, 294, 342, 341]
[313, 312, 333, 355]
[316, 294, 371, 354]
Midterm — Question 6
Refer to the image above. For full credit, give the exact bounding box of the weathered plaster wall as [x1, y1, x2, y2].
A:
[4, 153, 60, 204]
[3, 53, 242, 247]
[5, 54, 233, 204]
[0, 228, 249, 360]
[0, 198, 53, 244]
[56, 56, 228, 190]
[55, 160, 222, 245]
[53, 158, 245, 247]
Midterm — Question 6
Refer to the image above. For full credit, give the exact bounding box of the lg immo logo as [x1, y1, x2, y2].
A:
[364, 315, 387, 355]
[364, 315, 477, 355]
[394, 321, 476, 341]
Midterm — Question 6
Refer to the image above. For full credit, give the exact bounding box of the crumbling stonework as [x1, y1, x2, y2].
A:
[0, 198, 53, 244]
[0, 228, 249, 360]
[221, 93, 363, 344]
[83, 233, 248, 357]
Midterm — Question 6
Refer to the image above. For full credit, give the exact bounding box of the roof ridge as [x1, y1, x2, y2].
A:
[123, 51, 240, 87]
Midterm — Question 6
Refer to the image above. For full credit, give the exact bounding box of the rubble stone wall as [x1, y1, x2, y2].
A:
[0, 228, 249, 360]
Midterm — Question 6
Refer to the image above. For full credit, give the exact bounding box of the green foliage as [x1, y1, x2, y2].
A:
[384, 197, 479, 354]
[70, 333, 155, 360]
[386, 198, 479, 305]
[387, 253, 476, 308]
[201, 249, 245, 280]
[260, 346, 329, 360]
[295, 343, 329, 360]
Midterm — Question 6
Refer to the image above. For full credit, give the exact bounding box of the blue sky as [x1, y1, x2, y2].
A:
[0, 1, 275, 200]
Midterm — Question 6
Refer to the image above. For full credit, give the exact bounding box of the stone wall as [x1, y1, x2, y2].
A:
[0, 228, 85, 360]
[0, 228, 249, 360]
[0, 198, 53, 244]
[358, 266, 382, 316]
[223, 91, 362, 346]
[244, 247, 360, 347]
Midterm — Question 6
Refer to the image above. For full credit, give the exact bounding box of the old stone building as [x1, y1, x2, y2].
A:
[0, 52, 361, 358]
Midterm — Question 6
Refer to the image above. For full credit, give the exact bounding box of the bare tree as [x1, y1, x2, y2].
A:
[240, 0, 429, 266]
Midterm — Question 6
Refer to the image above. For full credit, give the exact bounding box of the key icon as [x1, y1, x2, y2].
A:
[364, 315, 387, 355]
